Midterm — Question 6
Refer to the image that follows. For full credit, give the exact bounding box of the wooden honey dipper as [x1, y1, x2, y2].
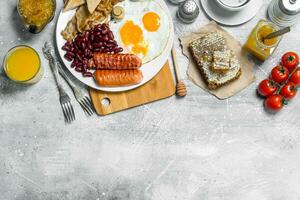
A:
[171, 46, 187, 97]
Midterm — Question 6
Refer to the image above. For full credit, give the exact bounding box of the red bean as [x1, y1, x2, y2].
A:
[84, 31, 90, 41]
[73, 41, 79, 50]
[82, 42, 86, 50]
[75, 37, 81, 46]
[75, 63, 82, 69]
[64, 54, 73, 61]
[83, 58, 88, 64]
[71, 62, 77, 68]
[96, 24, 102, 29]
[83, 72, 93, 77]
[90, 34, 95, 42]
[97, 30, 103, 35]
[115, 47, 123, 53]
[75, 67, 82, 72]
[93, 43, 102, 49]
[102, 23, 108, 30]
[107, 39, 114, 44]
[66, 51, 75, 58]
[103, 35, 109, 41]
[62, 45, 70, 51]
[107, 31, 114, 40]
[106, 43, 115, 48]
[65, 41, 72, 48]
[84, 49, 90, 57]
[87, 41, 93, 50]
[94, 36, 102, 42]
[76, 54, 83, 62]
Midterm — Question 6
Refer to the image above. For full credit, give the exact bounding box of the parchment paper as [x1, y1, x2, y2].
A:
[180, 21, 256, 100]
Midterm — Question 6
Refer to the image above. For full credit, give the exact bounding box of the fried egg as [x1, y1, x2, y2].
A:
[110, 0, 170, 64]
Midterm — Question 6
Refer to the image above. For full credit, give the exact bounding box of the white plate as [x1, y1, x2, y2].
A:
[200, 0, 263, 26]
[56, 0, 174, 92]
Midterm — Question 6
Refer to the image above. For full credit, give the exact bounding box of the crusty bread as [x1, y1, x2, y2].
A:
[63, 0, 86, 12]
[87, 0, 102, 14]
[189, 32, 241, 90]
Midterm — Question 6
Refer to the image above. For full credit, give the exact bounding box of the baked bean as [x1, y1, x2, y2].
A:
[66, 51, 75, 58]
[75, 67, 82, 72]
[62, 23, 123, 77]
[83, 72, 93, 77]
[108, 31, 114, 40]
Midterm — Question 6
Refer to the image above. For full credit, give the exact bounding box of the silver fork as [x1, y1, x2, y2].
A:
[57, 62, 95, 116]
[43, 42, 75, 123]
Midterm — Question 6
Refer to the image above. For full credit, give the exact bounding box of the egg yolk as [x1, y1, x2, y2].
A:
[120, 20, 148, 57]
[142, 12, 160, 32]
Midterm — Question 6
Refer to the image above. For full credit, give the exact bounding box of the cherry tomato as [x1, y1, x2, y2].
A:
[271, 65, 289, 84]
[289, 68, 300, 86]
[281, 52, 299, 72]
[264, 94, 284, 112]
[280, 82, 297, 100]
[258, 79, 278, 97]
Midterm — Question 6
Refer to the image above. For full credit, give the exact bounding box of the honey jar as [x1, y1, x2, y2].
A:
[243, 20, 282, 61]
[18, 0, 56, 33]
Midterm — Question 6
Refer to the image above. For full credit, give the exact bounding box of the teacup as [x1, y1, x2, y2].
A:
[215, 0, 251, 11]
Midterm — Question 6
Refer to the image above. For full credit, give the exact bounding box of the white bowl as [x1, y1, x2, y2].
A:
[215, 0, 251, 11]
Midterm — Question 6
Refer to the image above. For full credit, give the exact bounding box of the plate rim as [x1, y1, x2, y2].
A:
[199, 0, 263, 26]
[55, 0, 174, 92]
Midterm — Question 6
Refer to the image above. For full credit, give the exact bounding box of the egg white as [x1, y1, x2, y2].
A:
[110, 0, 170, 64]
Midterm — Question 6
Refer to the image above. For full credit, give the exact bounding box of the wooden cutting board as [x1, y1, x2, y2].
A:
[89, 61, 175, 115]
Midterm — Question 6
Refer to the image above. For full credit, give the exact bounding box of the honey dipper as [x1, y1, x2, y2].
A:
[171, 46, 187, 97]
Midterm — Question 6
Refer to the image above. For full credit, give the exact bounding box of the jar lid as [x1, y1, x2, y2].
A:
[280, 0, 300, 15]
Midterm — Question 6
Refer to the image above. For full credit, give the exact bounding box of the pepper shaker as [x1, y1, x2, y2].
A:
[177, 0, 199, 23]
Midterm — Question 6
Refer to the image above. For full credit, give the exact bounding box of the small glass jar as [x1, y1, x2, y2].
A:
[243, 20, 282, 61]
[17, 0, 56, 33]
[3, 45, 44, 84]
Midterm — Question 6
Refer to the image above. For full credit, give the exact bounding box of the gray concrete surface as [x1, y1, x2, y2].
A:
[1, 0, 300, 200]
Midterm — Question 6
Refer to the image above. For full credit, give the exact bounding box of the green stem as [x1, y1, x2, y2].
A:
[274, 65, 299, 95]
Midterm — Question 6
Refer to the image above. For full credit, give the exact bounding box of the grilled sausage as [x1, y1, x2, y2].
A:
[89, 53, 142, 70]
[94, 70, 143, 87]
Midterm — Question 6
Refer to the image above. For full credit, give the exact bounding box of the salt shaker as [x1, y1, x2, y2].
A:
[177, 0, 199, 23]
[268, 0, 300, 27]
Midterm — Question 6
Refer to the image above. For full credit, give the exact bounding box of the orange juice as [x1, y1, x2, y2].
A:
[4, 45, 43, 84]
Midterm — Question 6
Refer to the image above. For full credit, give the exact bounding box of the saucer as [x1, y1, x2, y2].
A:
[199, 0, 263, 26]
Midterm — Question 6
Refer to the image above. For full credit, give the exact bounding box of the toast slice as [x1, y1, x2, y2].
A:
[87, 0, 102, 14]
[63, 0, 86, 12]
[189, 32, 241, 90]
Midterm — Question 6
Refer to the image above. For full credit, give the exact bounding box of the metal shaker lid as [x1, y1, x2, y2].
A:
[177, 0, 199, 23]
[182, 0, 198, 15]
[280, 0, 300, 15]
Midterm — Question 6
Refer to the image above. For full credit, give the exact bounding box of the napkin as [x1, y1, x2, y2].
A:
[179, 21, 256, 100]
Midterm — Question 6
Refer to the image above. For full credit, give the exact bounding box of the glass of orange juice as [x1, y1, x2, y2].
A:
[3, 45, 44, 84]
